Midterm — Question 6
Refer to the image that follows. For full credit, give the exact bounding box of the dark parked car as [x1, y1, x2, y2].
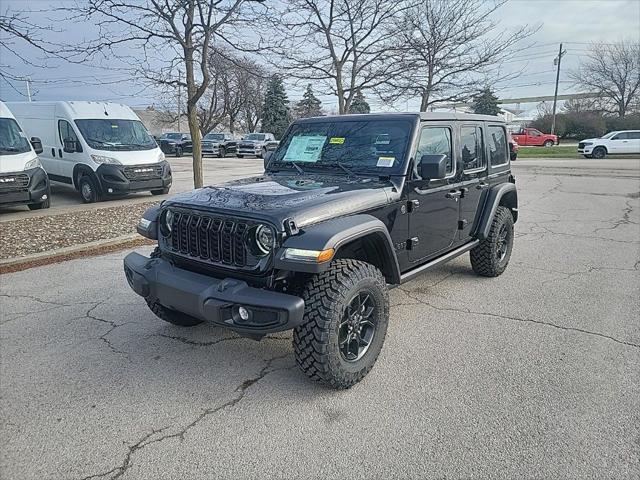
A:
[237, 132, 278, 158]
[202, 132, 237, 158]
[159, 132, 191, 157]
[125, 112, 518, 389]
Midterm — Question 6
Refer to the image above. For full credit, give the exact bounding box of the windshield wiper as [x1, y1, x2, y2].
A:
[269, 161, 305, 174]
[317, 162, 357, 176]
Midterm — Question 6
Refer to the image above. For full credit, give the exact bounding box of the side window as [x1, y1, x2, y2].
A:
[416, 127, 453, 176]
[488, 126, 508, 166]
[628, 132, 640, 139]
[58, 120, 82, 152]
[461, 126, 486, 172]
[613, 132, 628, 140]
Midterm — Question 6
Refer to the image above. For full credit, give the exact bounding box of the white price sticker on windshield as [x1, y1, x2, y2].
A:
[283, 135, 326, 162]
[377, 156, 395, 167]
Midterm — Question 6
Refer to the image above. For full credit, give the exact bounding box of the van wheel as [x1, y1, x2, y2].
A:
[151, 187, 170, 195]
[293, 259, 389, 389]
[592, 147, 606, 159]
[145, 300, 203, 327]
[470, 206, 514, 277]
[78, 175, 101, 203]
[543, 140, 554, 147]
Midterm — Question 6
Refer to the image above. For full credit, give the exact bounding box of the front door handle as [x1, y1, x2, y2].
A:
[445, 190, 462, 199]
[476, 182, 489, 190]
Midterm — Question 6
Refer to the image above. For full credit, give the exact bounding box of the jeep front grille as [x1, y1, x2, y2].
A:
[123, 164, 163, 180]
[166, 211, 253, 268]
[0, 173, 29, 193]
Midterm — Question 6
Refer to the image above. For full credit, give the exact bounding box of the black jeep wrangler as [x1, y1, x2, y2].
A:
[124, 113, 517, 389]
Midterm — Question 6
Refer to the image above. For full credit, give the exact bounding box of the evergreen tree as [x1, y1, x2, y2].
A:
[294, 84, 323, 118]
[349, 90, 371, 114]
[261, 75, 291, 139]
[472, 87, 501, 116]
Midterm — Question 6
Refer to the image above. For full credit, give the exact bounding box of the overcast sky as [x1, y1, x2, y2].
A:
[1, 0, 639, 113]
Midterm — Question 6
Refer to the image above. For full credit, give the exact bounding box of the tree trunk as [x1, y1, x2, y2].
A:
[420, 91, 430, 112]
[188, 104, 203, 188]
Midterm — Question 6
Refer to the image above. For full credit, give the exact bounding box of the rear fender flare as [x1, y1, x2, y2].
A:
[474, 183, 518, 240]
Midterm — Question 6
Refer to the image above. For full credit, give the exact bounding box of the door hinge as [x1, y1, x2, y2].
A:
[458, 219, 468, 230]
[407, 237, 419, 250]
[407, 199, 420, 212]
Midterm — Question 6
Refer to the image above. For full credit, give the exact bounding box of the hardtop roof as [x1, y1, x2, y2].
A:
[294, 112, 505, 124]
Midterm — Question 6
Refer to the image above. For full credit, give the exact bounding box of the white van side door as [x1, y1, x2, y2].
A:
[56, 119, 85, 183]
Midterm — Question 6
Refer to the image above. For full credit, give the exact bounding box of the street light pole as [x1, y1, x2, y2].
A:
[551, 43, 566, 136]
[25, 76, 32, 102]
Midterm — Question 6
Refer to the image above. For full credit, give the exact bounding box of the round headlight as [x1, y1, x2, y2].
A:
[160, 209, 174, 236]
[249, 224, 274, 256]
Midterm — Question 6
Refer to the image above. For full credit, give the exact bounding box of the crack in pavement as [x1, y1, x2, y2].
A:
[77, 353, 292, 480]
[154, 333, 291, 347]
[593, 198, 639, 233]
[80, 299, 132, 359]
[398, 287, 640, 349]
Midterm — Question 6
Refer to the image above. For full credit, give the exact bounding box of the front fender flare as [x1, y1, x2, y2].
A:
[274, 214, 401, 284]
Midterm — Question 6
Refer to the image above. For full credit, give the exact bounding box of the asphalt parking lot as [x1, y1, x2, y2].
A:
[1, 158, 639, 479]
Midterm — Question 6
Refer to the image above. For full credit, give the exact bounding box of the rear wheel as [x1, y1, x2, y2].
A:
[293, 259, 389, 389]
[470, 206, 514, 277]
[592, 147, 606, 159]
[78, 175, 101, 203]
[146, 300, 203, 327]
[543, 140, 554, 147]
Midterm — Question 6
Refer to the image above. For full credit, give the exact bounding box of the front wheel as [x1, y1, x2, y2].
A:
[543, 140, 554, 147]
[592, 147, 606, 159]
[151, 187, 170, 195]
[470, 206, 514, 277]
[78, 175, 101, 203]
[293, 259, 389, 389]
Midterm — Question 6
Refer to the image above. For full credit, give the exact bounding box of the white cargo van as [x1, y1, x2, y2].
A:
[0, 102, 50, 210]
[7, 101, 172, 203]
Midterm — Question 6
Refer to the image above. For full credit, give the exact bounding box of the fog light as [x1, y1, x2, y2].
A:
[108, 188, 114, 193]
[41, 194, 48, 200]
[238, 306, 250, 321]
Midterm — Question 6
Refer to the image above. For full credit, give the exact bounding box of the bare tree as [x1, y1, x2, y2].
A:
[382, 0, 535, 111]
[270, 0, 408, 114]
[73, 0, 264, 188]
[570, 41, 640, 117]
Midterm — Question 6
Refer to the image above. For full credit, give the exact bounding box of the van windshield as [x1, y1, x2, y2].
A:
[74, 119, 156, 151]
[268, 119, 414, 175]
[0, 118, 32, 155]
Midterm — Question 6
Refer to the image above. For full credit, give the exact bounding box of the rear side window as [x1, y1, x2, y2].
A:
[416, 127, 453, 175]
[58, 120, 82, 151]
[488, 126, 508, 166]
[628, 132, 640, 139]
[460, 126, 485, 172]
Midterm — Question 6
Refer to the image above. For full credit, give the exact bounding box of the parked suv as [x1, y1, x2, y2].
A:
[125, 113, 517, 389]
[159, 132, 192, 157]
[237, 132, 278, 158]
[511, 127, 557, 147]
[202, 132, 237, 158]
[578, 130, 640, 159]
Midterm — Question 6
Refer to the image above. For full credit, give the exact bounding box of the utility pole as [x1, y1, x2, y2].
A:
[177, 70, 181, 132]
[551, 43, 566, 136]
[25, 76, 32, 102]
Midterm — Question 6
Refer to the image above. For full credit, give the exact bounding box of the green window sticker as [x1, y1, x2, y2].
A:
[283, 135, 327, 162]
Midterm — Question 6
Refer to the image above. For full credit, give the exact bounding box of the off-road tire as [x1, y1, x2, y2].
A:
[592, 147, 606, 159]
[78, 175, 101, 203]
[293, 259, 389, 389]
[543, 140, 554, 147]
[145, 299, 203, 327]
[470, 206, 514, 277]
[151, 187, 170, 195]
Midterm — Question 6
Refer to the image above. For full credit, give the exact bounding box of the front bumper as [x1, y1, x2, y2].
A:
[202, 143, 221, 156]
[96, 161, 172, 195]
[0, 167, 49, 206]
[124, 252, 305, 335]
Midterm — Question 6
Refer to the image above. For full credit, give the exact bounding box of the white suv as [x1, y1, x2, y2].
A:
[578, 130, 640, 159]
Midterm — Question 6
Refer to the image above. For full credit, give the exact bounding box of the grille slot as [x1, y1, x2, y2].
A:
[0, 174, 29, 193]
[164, 210, 256, 268]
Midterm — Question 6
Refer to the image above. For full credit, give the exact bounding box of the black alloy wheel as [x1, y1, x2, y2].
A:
[338, 291, 378, 362]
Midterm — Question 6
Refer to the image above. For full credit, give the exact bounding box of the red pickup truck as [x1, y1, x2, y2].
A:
[511, 128, 557, 147]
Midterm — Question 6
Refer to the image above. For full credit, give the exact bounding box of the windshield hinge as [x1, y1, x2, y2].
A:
[284, 218, 299, 236]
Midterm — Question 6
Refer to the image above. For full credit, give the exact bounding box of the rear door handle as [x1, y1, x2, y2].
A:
[476, 182, 489, 190]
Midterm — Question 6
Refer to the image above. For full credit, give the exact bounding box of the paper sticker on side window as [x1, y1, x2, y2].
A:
[283, 135, 327, 162]
[377, 156, 395, 167]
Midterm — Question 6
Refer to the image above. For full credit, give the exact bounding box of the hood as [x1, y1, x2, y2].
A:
[580, 138, 599, 143]
[87, 146, 164, 165]
[0, 150, 37, 174]
[163, 173, 400, 230]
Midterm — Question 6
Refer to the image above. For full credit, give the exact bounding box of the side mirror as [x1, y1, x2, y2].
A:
[30, 137, 43, 154]
[63, 139, 77, 153]
[419, 154, 448, 180]
[263, 151, 273, 170]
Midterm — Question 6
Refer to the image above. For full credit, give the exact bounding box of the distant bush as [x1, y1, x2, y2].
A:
[531, 112, 606, 139]
[605, 114, 640, 132]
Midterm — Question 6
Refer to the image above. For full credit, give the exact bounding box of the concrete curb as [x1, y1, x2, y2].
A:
[0, 234, 153, 273]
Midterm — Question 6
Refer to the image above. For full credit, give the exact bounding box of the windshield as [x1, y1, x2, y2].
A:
[268, 119, 414, 175]
[0, 118, 32, 155]
[204, 133, 225, 141]
[245, 133, 265, 141]
[161, 133, 182, 140]
[75, 119, 156, 151]
[601, 132, 617, 139]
